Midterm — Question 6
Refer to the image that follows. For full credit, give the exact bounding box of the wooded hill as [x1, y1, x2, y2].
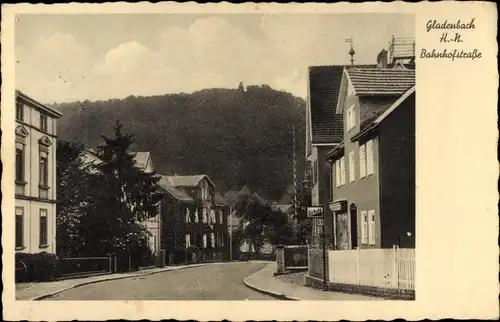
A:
[54, 85, 306, 201]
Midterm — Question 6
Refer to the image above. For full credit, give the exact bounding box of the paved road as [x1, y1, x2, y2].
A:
[47, 262, 276, 300]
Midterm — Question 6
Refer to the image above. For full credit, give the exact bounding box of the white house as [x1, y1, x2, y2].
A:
[15, 90, 63, 254]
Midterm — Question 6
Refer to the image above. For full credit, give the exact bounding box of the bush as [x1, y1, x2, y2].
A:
[15, 252, 61, 282]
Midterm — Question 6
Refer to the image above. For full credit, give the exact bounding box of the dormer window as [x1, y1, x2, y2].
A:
[346, 104, 356, 131]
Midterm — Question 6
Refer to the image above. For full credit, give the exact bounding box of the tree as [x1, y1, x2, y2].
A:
[56, 140, 95, 256]
[234, 187, 295, 254]
[78, 121, 162, 256]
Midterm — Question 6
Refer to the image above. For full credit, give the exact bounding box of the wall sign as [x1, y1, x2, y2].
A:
[329, 200, 347, 213]
[307, 206, 324, 218]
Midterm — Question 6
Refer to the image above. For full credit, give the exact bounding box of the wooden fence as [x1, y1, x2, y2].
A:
[327, 246, 415, 291]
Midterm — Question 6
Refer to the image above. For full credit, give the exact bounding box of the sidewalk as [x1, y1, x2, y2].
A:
[244, 263, 383, 301]
[16, 263, 210, 300]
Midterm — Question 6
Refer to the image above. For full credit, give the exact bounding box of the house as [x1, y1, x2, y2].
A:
[15, 90, 63, 254]
[326, 65, 415, 250]
[158, 175, 229, 264]
[305, 65, 345, 246]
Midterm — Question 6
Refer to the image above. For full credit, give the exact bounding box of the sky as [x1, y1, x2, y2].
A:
[15, 13, 414, 103]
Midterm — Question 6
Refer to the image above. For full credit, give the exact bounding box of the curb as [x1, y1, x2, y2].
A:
[31, 262, 231, 301]
[242, 267, 301, 301]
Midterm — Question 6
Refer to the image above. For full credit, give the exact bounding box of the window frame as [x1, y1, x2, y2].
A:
[202, 234, 207, 248]
[348, 151, 356, 182]
[39, 151, 49, 188]
[16, 102, 24, 121]
[340, 156, 346, 186]
[335, 160, 341, 187]
[40, 113, 48, 132]
[366, 139, 374, 176]
[368, 210, 376, 245]
[360, 211, 368, 245]
[15, 143, 25, 182]
[359, 144, 366, 179]
[16, 207, 24, 249]
[39, 209, 49, 247]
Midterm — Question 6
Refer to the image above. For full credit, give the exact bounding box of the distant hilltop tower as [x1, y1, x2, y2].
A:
[237, 81, 245, 92]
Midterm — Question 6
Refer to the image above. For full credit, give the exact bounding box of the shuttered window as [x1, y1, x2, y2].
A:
[368, 210, 376, 245]
[366, 140, 374, 175]
[340, 157, 346, 186]
[349, 151, 355, 182]
[361, 211, 368, 245]
[335, 160, 341, 187]
[359, 144, 366, 178]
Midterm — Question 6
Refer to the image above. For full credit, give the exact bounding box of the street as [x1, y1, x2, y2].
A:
[47, 262, 276, 300]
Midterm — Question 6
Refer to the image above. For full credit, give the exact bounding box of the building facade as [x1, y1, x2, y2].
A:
[15, 90, 63, 254]
[326, 66, 415, 250]
[158, 175, 229, 264]
[305, 66, 345, 246]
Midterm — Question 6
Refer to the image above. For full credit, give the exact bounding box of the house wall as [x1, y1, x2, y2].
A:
[311, 146, 335, 245]
[330, 90, 383, 249]
[15, 96, 59, 254]
[378, 93, 416, 248]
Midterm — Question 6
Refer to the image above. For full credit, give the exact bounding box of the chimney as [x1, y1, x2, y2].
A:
[377, 49, 388, 69]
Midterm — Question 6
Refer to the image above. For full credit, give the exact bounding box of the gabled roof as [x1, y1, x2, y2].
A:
[158, 176, 195, 203]
[308, 65, 345, 144]
[271, 204, 293, 213]
[132, 152, 151, 170]
[164, 174, 215, 188]
[351, 86, 416, 142]
[345, 68, 415, 96]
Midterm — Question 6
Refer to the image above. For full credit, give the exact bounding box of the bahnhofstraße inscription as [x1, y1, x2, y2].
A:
[421, 18, 482, 61]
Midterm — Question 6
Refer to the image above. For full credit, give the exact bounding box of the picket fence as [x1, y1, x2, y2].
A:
[327, 246, 415, 291]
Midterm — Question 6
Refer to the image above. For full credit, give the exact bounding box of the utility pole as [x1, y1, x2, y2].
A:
[292, 125, 298, 245]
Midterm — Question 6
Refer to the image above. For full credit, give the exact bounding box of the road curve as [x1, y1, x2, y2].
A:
[46, 262, 277, 300]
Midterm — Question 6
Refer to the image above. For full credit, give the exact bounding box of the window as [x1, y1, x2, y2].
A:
[39, 209, 48, 246]
[202, 208, 207, 223]
[185, 234, 191, 248]
[349, 151, 356, 182]
[361, 211, 368, 245]
[346, 104, 355, 130]
[185, 208, 191, 223]
[202, 234, 207, 248]
[16, 207, 24, 249]
[39, 151, 49, 187]
[16, 143, 24, 182]
[211, 233, 215, 248]
[340, 156, 346, 186]
[359, 144, 366, 178]
[366, 140, 374, 175]
[40, 114, 48, 132]
[210, 209, 216, 224]
[16, 102, 24, 121]
[368, 210, 376, 245]
[219, 209, 223, 224]
[194, 209, 199, 223]
[335, 160, 341, 187]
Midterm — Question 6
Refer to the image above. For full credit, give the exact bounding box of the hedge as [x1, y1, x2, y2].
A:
[15, 252, 60, 282]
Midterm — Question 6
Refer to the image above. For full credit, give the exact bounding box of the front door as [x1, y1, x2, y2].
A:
[335, 212, 350, 250]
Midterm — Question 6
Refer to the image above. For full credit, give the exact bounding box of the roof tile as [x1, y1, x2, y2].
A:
[346, 68, 415, 96]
